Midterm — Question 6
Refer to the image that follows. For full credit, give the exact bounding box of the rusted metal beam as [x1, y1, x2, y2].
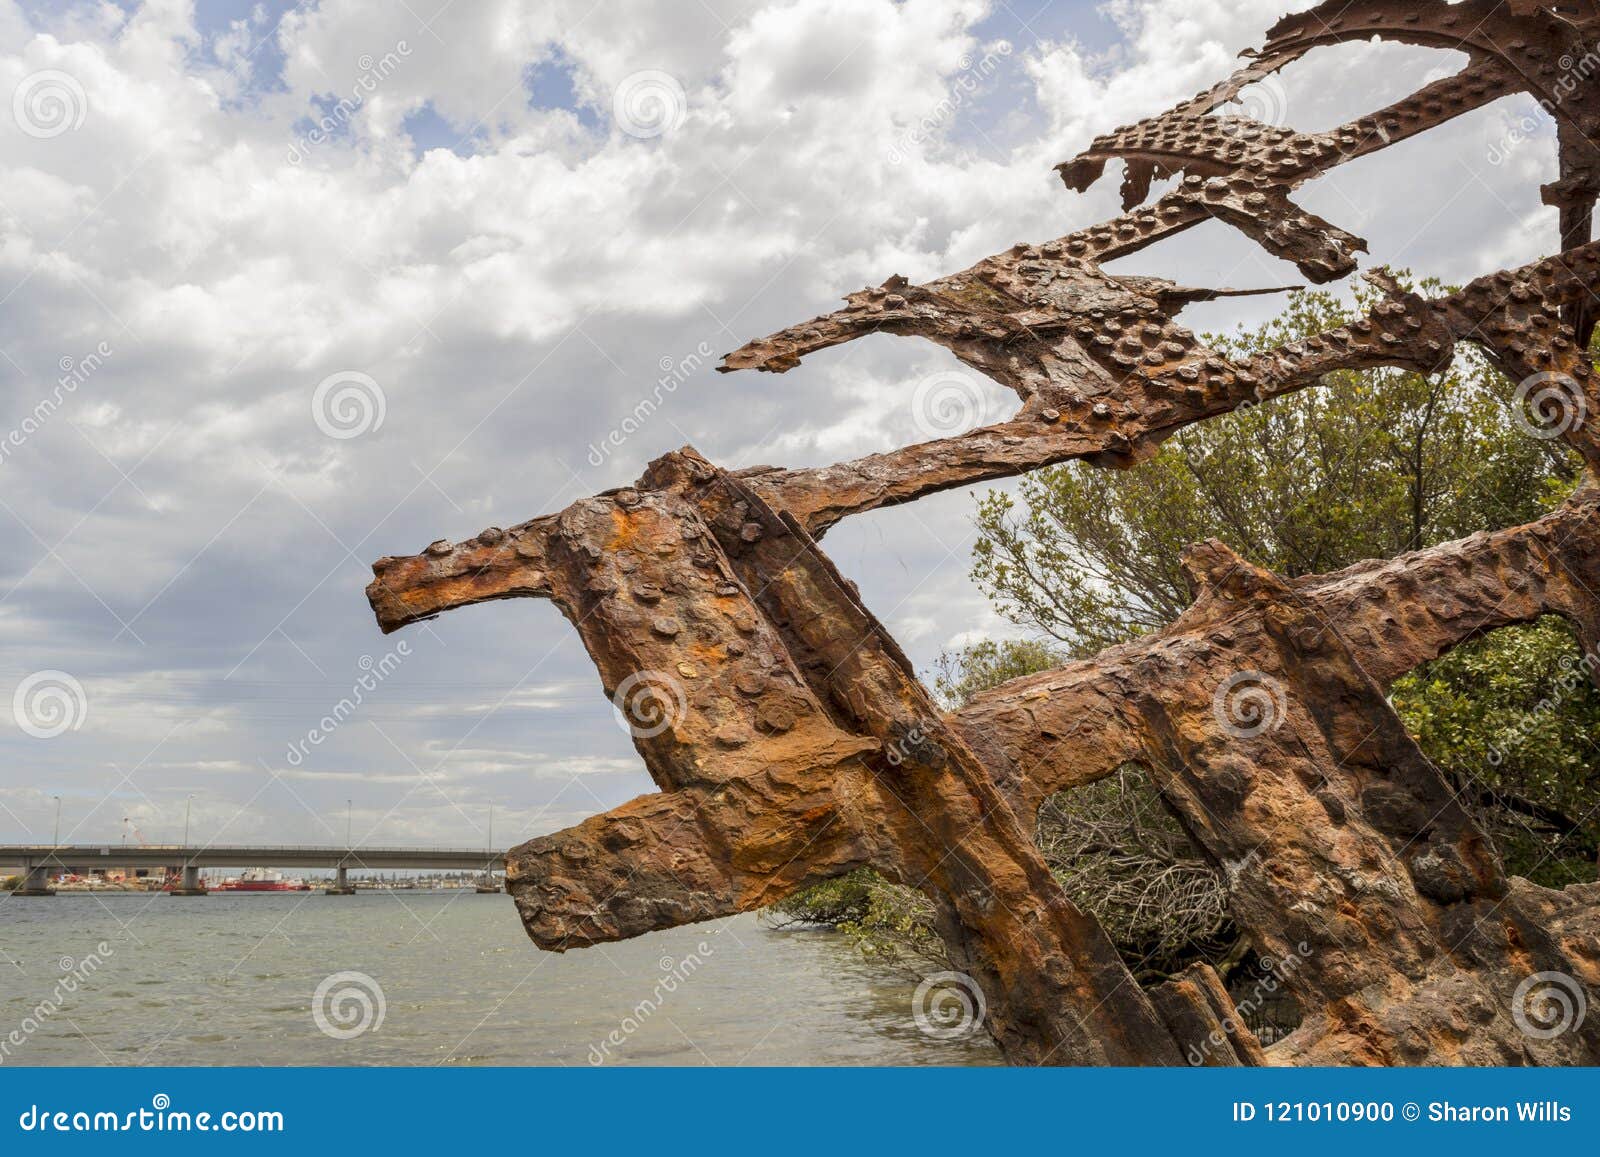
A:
[364, 1, 1600, 1066]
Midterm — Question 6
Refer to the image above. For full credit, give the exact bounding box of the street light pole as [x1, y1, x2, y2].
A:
[346, 799, 352, 848]
[487, 803, 494, 854]
[51, 795, 61, 847]
[182, 794, 193, 847]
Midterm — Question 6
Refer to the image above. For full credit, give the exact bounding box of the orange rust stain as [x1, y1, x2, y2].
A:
[606, 507, 646, 551]
[1503, 919, 1535, 975]
[400, 573, 497, 610]
[688, 639, 724, 667]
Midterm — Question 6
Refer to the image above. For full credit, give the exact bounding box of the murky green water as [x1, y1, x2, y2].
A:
[0, 893, 997, 1066]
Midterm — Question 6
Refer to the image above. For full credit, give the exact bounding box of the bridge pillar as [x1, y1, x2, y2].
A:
[16, 862, 52, 896]
[325, 863, 354, 895]
[168, 864, 207, 896]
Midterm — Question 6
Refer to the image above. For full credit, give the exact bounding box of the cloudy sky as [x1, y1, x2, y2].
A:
[0, 0, 1566, 854]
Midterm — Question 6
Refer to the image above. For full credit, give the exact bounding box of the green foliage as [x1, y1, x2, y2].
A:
[971, 280, 1575, 656]
[931, 637, 1064, 708]
[768, 869, 949, 973]
[769, 870, 874, 927]
[1392, 617, 1600, 884]
[961, 277, 1596, 891]
[779, 278, 1598, 979]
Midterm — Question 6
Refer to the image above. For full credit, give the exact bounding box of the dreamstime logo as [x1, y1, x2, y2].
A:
[284, 641, 410, 766]
[886, 43, 1011, 165]
[911, 370, 991, 438]
[612, 70, 686, 139]
[0, 340, 111, 467]
[1488, 43, 1600, 165]
[311, 971, 385, 1040]
[1217, 76, 1288, 135]
[12, 671, 87, 739]
[0, 941, 114, 1065]
[912, 971, 986, 1040]
[588, 942, 715, 1064]
[1512, 971, 1588, 1040]
[311, 370, 386, 439]
[884, 724, 930, 767]
[1489, 646, 1598, 766]
[1511, 371, 1586, 440]
[13, 70, 87, 139]
[287, 41, 412, 164]
[16, 1091, 282, 1132]
[1212, 670, 1287, 739]
[587, 341, 714, 467]
[1185, 939, 1313, 1063]
[612, 670, 687, 739]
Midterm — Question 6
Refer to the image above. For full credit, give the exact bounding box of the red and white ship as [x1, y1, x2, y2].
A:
[212, 867, 313, 892]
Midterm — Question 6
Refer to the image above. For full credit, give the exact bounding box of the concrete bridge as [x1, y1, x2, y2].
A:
[0, 844, 505, 895]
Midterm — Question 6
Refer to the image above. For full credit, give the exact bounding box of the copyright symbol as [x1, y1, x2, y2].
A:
[1402, 1102, 1420, 1121]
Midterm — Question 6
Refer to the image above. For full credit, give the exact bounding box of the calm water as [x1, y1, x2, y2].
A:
[0, 892, 997, 1066]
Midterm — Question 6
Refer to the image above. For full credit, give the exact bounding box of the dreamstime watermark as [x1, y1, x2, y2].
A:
[611, 669, 687, 739]
[12, 69, 87, 138]
[1489, 645, 1598, 767]
[912, 970, 986, 1039]
[1185, 939, 1313, 1064]
[287, 42, 412, 164]
[12, 670, 88, 739]
[1510, 371, 1586, 441]
[311, 970, 386, 1040]
[612, 70, 686, 139]
[884, 723, 948, 768]
[1324, 65, 1461, 163]
[0, 942, 114, 1065]
[1216, 75, 1289, 136]
[588, 943, 714, 1064]
[311, 370, 386, 439]
[1488, 43, 1600, 165]
[0, 341, 111, 467]
[1511, 971, 1588, 1040]
[910, 369, 996, 438]
[1212, 670, 1287, 739]
[18, 1094, 283, 1133]
[887, 43, 1012, 165]
[284, 642, 410, 766]
[587, 341, 714, 467]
